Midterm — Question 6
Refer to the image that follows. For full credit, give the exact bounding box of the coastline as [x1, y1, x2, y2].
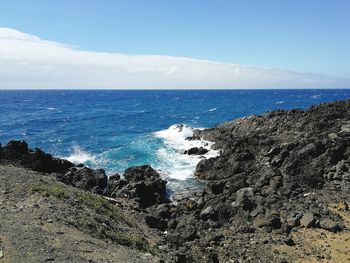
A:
[1, 99, 350, 262]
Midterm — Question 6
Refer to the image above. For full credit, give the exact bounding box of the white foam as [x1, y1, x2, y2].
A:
[275, 101, 284, 104]
[155, 124, 197, 150]
[208, 107, 217, 112]
[154, 124, 219, 181]
[64, 146, 96, 165]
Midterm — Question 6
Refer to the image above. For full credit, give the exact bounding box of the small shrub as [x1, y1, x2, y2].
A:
[31, 183, 69, 199]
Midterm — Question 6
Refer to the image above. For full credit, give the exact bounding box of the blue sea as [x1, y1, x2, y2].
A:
[1, 89, 349, 196]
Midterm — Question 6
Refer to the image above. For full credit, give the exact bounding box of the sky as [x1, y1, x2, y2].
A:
[0, 0, 349, 89]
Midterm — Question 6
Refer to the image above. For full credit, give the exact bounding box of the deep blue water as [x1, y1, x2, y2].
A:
[1, 89, 349, 195]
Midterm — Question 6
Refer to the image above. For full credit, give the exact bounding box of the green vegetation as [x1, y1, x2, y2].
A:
[30, 181, 150, 251]
[31, 183, 70, 199]
[76, 191, 115, 211]
[109, 232, 149, 251]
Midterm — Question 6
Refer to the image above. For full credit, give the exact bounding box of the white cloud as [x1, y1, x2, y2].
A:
[0, 27, 347, 89]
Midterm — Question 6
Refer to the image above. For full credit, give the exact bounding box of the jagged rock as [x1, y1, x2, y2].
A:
[232, 187, 256, 211]
[153, 204, 172, 219]
[253, 213, 281, 229]
[107, 173, 128, 196]
[121, 165, 168, 207]
[199, 206, 215, 220]
[320, 219, 343, 232]
[124, 165, 160, 182]
[61, 167, 107, 194]
[0, 140, 74, 174]
[3, 140, 29, 156]
[168, 219, 178, 229]
[286, 213, 301, 227]
[184, 147, 208, 155]
[174, 252, 188, 263]
[283, 237, 295, 246]
[300, 212, 315, 228]
[145, 215, 167, 231]
[208, 181, 225, 195]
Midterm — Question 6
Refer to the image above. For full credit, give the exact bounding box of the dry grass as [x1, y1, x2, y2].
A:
[274, 202, 350, 263]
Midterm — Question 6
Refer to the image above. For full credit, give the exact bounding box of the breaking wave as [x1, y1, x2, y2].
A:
[64, 146, 96, 165]
[154, 124, 219, 181]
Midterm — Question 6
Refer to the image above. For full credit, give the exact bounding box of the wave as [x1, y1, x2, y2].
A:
[64, 146, 96, 165]
[154, 124, 196, 150]
[275, 101, 284, 104]
[208, 107, 217, 112]
[154, 124, 219, 181]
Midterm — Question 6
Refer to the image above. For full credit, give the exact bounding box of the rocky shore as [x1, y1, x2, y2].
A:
[1, 99, 350, 262]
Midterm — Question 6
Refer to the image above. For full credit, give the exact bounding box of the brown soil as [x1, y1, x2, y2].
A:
[275, 204, 350, 263]
[0, 165, 160, 263]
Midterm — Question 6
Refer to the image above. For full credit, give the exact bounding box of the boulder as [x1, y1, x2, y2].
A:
[123, 165, 168, 207]
[320, 219, 343, 232]
[199, 206, 215, 221]
[208, 181, 225, 195]
[145, 215, 167, 231]
[61, 167, 107, 194]
[300, 212, 315, 228]
[2, 140, 29, 156]
[232, 187, 256, 211]
[184, 147, 209, 155]
[253, 213, 282, 229]
[107, 173, 128, 196]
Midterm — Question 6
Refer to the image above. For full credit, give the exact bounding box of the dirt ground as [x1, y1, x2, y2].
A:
[275, 204, 350, 263]
[0, 165, 158, 263]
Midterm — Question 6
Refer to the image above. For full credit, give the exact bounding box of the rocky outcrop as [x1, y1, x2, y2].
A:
[0, 140, 74, 173]
[0, 141, 168, 208]
[108, 165, 168, 208]
[158, 99, 350, 262]
[58, 166, 108, 194]
[184, 147, 208, 155]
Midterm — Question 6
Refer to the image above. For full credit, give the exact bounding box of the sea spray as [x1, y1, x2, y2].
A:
[64, 146, 96, 165]
[154, 124, 219, 182]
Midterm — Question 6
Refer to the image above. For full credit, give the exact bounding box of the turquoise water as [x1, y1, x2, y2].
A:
[1, 89, 349, 195]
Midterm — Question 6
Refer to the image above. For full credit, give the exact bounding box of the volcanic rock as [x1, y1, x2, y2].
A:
[184, 147, 209, 155]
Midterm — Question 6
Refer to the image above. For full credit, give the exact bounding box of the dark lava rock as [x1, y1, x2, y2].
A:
[199, 206, 216, 221]
[168, 225, 198, 245]
[124, 165, 161, 182]
[145, 215, 167, 231]
[319, 219, 343, 232]
[233, 187, 256, 211]
[61, 167, 108, 194]
[184, 147, 209, 155]
[207, 181, 225, 195]
[2, 140, 29, 156]
[120, 165, 168, 207]
[174, 252, 188, 263]
[107, 173, 127, 196]
[153, 204, 172, 219]
[283, 237, 295, 246]
[0, 140, 74, 174]
[253, 213, 282, 229]
[163, 100, 350, 261]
